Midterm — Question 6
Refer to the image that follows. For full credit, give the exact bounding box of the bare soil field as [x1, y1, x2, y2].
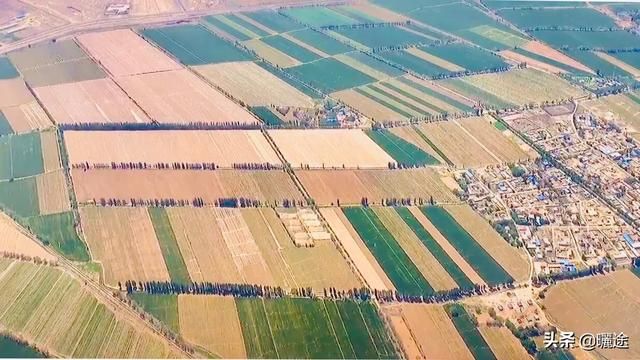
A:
[408, 207, 486, 286]
[243, 39, 300, 68]
[383, 303, 474, 360]
[130, 0, 181, 15]
[34, 78, 150, 125]
[178, 295, 246, 358]
[297, 169, 457, 206]
[40, 131, 61, 172]
[63, 130, 281, 167]
[194, 61, 314, 107]
[523, 41, 594, 74]
[36, 170, 71, 215]
[457, 116, 532, 164]
[269, 129, 394, 169]
[77, 29, 181, 77]
[479, 326, 530, 360]
[332, 88, 408, 122]
[2, 102, 52, 134]
[71, 169, 302, 206]
[115, 69, 257, 125]
[544, 270, 640, 359]
[500, 50, 566, 74]
[0, 211, 55, 260]
[79, 206, 170, 287]
[320, 207, 394, 291]
[388, 126, 445, 164]
[444, 204, 530, 283]
[0, 78, 34, 108]
[373, 207, 458, 291]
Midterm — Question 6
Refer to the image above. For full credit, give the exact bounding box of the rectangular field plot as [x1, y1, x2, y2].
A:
[141, 25, 254, 65]
[25, 211, 89, 262]
[0, 211, 55, 261]
[204, 15, 260, 41]
[115, 69, 257, 125]
[418, 43, 508, 73]
[479, 326, 530, 360]
[76, 29, 181, 77]
[288, 29, 352, 56]
[531, 29, 640, 51]
[334, 25, 433, 49]
[63, 130, 280, 167]
[34, 78, 150, 125]
[236, 298, 397, 359]
[269, 129, 393, 169]
[0, 79, 52, 134]
[242, 10, 304, 33]
[0, 131, 44, 180]
[365, 129, 440, 166]
[243, 39, 301, 68]
[7, 40, 106, 87]
[297, 168, 457, 206]
[261, 35, 322, 63]
[280, 7, 360, 27]
[0, 57, 19, 79]
[444, 304, 496, 360]
[71, 168, 303, 206]
[35, 169, 71, 215]
[194, 61, 314, 108]
[383, 303, 474, 360]
[289, 58, 375, 93]
[79, 206, 170, 287]
[582, 91, 640, 132]
[498, 7, 617, 30]
[0, 260, 181, 358]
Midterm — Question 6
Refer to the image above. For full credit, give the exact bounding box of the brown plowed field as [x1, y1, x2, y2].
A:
[79, 206, 170, 287]
[63, 130, 281, 167]
[297, 169, 456, 206]
[194, 61, 314, 107]
[0, 211, 55, 260]
[269, 129, 394, 169]
[77, 29, 181, 77]
[178, 295, 246, 359]
[36, 170, 71, 215]
[34, 78, 150, 125]
[115, 69, 257, 124]
[383, 303, 474, 360]
[71, 169, 302, 205]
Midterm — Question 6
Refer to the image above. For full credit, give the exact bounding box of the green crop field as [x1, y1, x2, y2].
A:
[484, 0, 589, 9]
[377, 82, 446, 114]
[440, 78, 514, 109]
[0, 132, 44, 181]
[243, 11, 304, 33]
[280, 7, 359, 28]
[0, 57, 19, 79]
[371, 0, 454, 14]
[498, 8, 617, 30]
[421, 206, 514, 285]
[608, 51, 640, 70]
[142, 25, 254, 65]
[289, 29, 352, 55]
[130, 294, 180, 334]
[445, 304, 496, 360]
[353, 88, 416, 119]
[0, 177, 39, 218]
[251, 106, 283, 125]
[405, 23, 450, 42]
[335, 26, 430, 49]
[366, 129, 439, 166]
[256, 62, 322, 99]
[148, 208, 191, 284]
[226, 14, 271, 37]
[25, 211, 90, 262]
[236, 298, 396, 359]
[364, 83, 432, 117]
[511, 47, 589, 74]
[204, 16, 254, 41]
[331, 6, 381, 23]
[421, 44, 507, 72]
[395, 77, 474, 112]
[289, 57, 375, 93]
[342, 52, 405, 77]
[343, 207, 433, 295]
[380, 51, 448, 78]
[395, 208, 475, 290]
[0, 112, 13, 136]
[566, 50, 635, 78]
[532, 30, 640, 50]
[262, 35, 322, 62]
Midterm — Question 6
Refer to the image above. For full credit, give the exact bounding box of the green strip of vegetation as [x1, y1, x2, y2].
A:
[493, 121, 508, 131]
[257, 61, 322, 99]
[243, 10, 304, 33]
[235, 298, 279, 359]
[422, 206, 513, 285]
[380, 82, 447, 114]
[0, 112, 13, 136]
[365, 129, 439, 166]
[148, 208, 191, 284]
[25, 211, 90, 262]
[251, 106, 283, 125]
[343, 207, 434, 296]
[395, 76, 473, 112]
[367, 84, 431, 117]
[444, 303, 496, 360]
[442, 78, 513, 110]
[627, 91, 640, 107]
[0, 177, 39, 218]
[204, 16, 252, 41]
[0, 57, 19, 79]
[412, 125, 453, 166]
[226, 14, 271, 37]
[395, 207, 475, 290]
[353, 87, 415, 119]
[130, 294, 180, 334]
[262, 35, 321, 63]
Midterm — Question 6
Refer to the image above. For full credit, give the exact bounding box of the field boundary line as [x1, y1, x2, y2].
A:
[357, 304, 383, 358]
[321, 300, 347, 358]
[329, 300, 358, 356]
[69, 299, 100, 357]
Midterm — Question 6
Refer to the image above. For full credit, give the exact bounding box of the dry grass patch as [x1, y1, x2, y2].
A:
[178, 295, 246, 359]
[40, 131, 61, 172]
[64, 130, 280, 167]
[479, 326, 529, 360]
[194, 61, 314, 107]
[116, 69, 256, 124]
[332, 88, 407, 122]
[2, 102, 52, 134]
[36, 170, 71, 215]
[34, 78, 150, 125]
[79, 206, 170, 286]
[444, 204, 530, 283]
[269, 129, 393, 169]
[416, 121, 498, 167]
[0, 78, 34, 108]
[544, 270, 640, 359]
[457, 116, 532, 164]
[130, 0, 181, 15]
[297, 169, 457, 206]
[0, 212, 55, 260]
[71, 169, 302, 206]
[243, 39, 300, 68]
[77, 29, 181, 77]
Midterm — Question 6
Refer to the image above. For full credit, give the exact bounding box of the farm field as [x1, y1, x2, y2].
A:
[544, 270, 640, 359]
[288, 29, 352, 56]
[0, 177, 40, 218]
[334, 26, 430, 50]
[148, 208, 191, 284]
[334, 52, 404, 81]
[532, 29, 640, 50]
[115, 69, 257, 125]
[35, 169, 71, 215]
[365, 129, 440, 166]
[296, 168, 457, 206]
[457, 117, 532, 164]
[25, 211, 89, 262]
[444, 303, 496, 360]
[33, 78, 150, 125]
[0, 57, 19, 79]
[288, 58, 375, 93]
[280, 6, 360, 27]
[79, 206, 170, 287]
[594, 52, 640, 78]
[242, 39, 301, 68]
[497, 7, 617, 30]
[76, 29, 181, 77]
[0, 212, 55, 261]
[388, 126, 445, 164]
[269, 129, 393, 169]
[7, 40, 106, 87]
[63, 130, 281, 167]
[0, 79, 52, 134]
[479, 326, 530, 360]
[383, 303, 474, 360]
[71, 168, 303, 206]
[194, 61, 314, 107]
[417, 44, 507, 73]
[0, 131, 44, 180]
[0, 260, 180, 358]
[352, 83, 445, 119]
[261, 35, 322, 63]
